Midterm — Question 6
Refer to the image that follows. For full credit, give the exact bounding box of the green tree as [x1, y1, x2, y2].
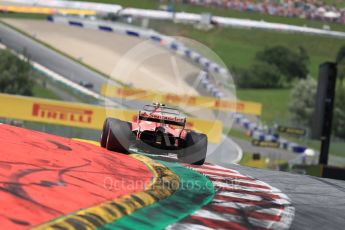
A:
[333, 85, 345, 139]
[289, 78, 316, 128]
[234, 62, 282, 88]
[336, 45, 345, 63]
[256, 45, 309, 82]
[289, 76, 345, 140]
[0, 49, 33, 96]
[336, 45, 345, 84]
[331, 46, 345, 139]
[337, 58, 345, 85]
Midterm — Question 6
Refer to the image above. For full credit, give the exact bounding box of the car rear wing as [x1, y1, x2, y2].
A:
[142, 104, 181, 116]
[138, 111, 186, 127]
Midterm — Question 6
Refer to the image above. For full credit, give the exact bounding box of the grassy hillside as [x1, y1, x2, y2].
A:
[0, 13, 47, 20]
[324, 0, 345, 8]
[237, 89, 291, 124]
[32, 84, 60, 100]
[147, 21, 343, 124]
[150, 20, 344, 78]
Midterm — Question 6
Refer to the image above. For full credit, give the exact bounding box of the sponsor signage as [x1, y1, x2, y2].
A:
[278, 126, 306, 136]
[32, 103, 93, 124]
[139, 111, 185, 123]
[0, 93, 222, 144]
[251, 140, 280, 148]
[0, 5, 96, 15]
[100, 85, 262, 116]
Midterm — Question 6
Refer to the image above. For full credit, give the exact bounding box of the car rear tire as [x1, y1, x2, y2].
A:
[105, 118, 133, 154]
[100, 118, 115, 148]
[178, 132, 208, 165]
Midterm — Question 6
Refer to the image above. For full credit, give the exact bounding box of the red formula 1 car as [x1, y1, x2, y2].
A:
[100, 103, 208, 165]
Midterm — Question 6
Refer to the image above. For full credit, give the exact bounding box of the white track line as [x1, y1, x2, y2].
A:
[192, 168, 248, 177]
[217, 191, 263, 201]
[212, 199, 284, 216]
[166, 223, 214, 230]
[213, 181, 282, 193]
[193, 209, 286, 229]
[208, 175, 271, 187]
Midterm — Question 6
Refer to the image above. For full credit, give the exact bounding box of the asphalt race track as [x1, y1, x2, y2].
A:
[220, 163, 345, 230]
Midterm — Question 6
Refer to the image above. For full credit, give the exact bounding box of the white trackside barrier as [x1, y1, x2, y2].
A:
[233, 113, 307, 153]
[212, 16, 345, 38]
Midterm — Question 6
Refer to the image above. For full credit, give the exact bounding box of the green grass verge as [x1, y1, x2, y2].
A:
[291, 164, 323, 177]
[328, 142, 345, 158]
[32, 68, 99, 104]
[227, 128, 251, 141]
[150, 20, 344, 78]
[0, 12, 47, 20]
[239, 152, 287, 169]
[282, 134, 345, 158]
[323, 0, 345, 8]
[30, 67, 61, 100]
[32, 84, 61, 100]
[237, 88, 291, 124]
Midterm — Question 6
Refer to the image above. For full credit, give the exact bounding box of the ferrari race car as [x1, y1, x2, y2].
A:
[100, 103, 208, 165]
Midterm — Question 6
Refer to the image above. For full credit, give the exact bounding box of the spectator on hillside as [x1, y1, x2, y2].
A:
[175, 0, 345, 25]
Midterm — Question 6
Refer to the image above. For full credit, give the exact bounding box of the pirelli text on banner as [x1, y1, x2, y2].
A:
[32, 103, 94, 124]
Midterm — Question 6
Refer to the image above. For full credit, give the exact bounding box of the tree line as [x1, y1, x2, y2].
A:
[289, 45, 345, 140]
[233, 44, 345, 140]
[0, 49, 34, 96]
[234, 45, 309, 88]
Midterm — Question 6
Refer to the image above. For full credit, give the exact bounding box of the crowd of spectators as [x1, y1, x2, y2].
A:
[175, 0, 345, 25]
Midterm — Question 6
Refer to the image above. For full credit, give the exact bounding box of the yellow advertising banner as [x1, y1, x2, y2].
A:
[0, 93, 222, 144]
[0, 5, 96, 15]
[100, 85, 262, 116]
